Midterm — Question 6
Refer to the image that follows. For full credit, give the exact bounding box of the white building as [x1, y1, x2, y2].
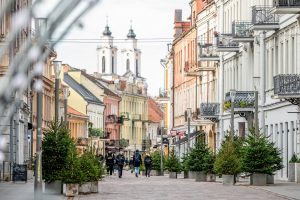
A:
[215, 0, 300, 180]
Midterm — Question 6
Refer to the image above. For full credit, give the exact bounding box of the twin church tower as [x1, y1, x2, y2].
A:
[96, 23, 142, 78]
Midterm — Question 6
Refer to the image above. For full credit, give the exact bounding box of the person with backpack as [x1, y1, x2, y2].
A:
[105, 150, 115, 176]
[144, 153, 152, 177]
[133, 149, 142, 177]
[116, 151, 125, 178]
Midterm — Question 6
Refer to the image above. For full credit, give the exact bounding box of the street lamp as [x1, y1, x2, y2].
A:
[186, 108, 192, 153]
[63, 87, 69, 126]
[230, 90, 236, 137]
[160, 119, 164, 176]
[53, 60, 62, 122]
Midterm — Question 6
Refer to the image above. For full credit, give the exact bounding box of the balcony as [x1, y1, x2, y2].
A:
[198, 43, 220, 62]
[120, 112, 130, 120]
[251, 6, 279, 30]
[272, 0, 300, 14]
[224, 91, 255, 112]
[200, 103, 220, 122]
[216, 34, 239, 52]
[106, 114, 118, 124]
[273, 74, 300, 104]
[232, 21, 254, 43]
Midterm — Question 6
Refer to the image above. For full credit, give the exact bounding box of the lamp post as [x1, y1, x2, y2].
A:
[230, 90, 236, 137]
[160, 119, 164, 176]
[53, 61, 62, 122]
[63, 87, 69, 126]
[186, 108, 192, 154]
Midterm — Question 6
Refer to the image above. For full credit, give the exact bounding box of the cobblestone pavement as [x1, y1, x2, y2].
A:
[0, 171, 299, 200]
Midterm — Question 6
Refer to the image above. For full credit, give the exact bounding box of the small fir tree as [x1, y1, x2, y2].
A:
[165, 150, 181, 173]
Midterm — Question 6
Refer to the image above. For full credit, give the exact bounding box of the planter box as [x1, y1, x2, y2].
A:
[90, 181, 99, 193]
[79, 182, 91, 194]
[267, 174, 274, 184]
[169, 172, 177, 179]
[188, 171, 197, 179]
[206, 173, 216, 182]
[222, 174, 235, 185]
[151, 170, 162, 176]
[195, 171, 206, 182]
[288, 163, 296, 182]
[296, 163, 300, 183]
[252, 173, 267, 186]
[44, 181, 62, 194]
[65, 183, 79, 197]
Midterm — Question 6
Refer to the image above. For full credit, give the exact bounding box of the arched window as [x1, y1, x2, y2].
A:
[111, 56, 114, 74]
[126, 59, 130, 71]
[102, 56, 105, 73]
[135, 59, 139, 76]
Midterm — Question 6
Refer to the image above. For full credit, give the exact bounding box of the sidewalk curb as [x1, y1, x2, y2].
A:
[248, 186, 300, 200]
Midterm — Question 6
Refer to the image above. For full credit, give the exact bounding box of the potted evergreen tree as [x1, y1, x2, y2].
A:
[165, 150, 181, 179]
[42, 121, 75, 194]
[214, 137, 241, 185]
[61, 146, 85, 197]
[79, 151, 104, 194]
[187, 141, 215, 182]
[241, 131, 283, 186]
[150, 151, 165, 176]
[288, 153, 298, 182]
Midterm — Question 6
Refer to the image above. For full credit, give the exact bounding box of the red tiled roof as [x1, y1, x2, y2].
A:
[148, 98, 164, 123]
[68, 106, 87, 117]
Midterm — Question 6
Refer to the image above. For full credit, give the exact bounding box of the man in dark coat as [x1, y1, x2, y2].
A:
[144, 153, 152, 177]
[105, 150, 115, 176]
[116, 151, 125, 178]
[133, 149, 142, 177]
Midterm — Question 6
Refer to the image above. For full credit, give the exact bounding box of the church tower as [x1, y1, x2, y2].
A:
[97, 23, 118, 75]
[121, 24, 141, 77]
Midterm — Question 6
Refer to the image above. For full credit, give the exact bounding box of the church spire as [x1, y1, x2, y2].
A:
[103, 16, 112, 36]
[127, 20, 136, 39]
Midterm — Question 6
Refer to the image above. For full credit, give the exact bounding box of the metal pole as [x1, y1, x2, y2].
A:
[9, 116, 14, 181]
[64, 98, 68, 125]
[160, 126, 164, 176]
[55, 78, 60, 122]
[254, 91, 259, 135]
[187, 117, 190, 153]
[230, 99, 234, 137]
[34, 83, 43, 199]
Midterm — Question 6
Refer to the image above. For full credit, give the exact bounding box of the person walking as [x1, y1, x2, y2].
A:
[105, 150, 115, 176]
[133, 149, 142, 178]
[116, 151, 125, 178]
[144, 153, 152, 177]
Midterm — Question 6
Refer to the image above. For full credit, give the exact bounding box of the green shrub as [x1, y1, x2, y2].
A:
[42, 121, 75, 183]
[79, 151, 104, 182]
[88, 128, 104, 137]
[151, 151, 166, 171]
[165, 150, 181, 173]
[187, 141, 215, 173]
[214, 137, 241, 175]
[290, 153, 299, 163]
[241, 131, 283, 175]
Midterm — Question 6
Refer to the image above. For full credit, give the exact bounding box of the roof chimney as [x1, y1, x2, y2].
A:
[174, 9, 182, 22]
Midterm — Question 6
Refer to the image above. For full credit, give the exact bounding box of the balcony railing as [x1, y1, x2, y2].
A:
[274, 74, 300, 98]
[198, 43, 220, 61]
[252, 6, 279, 30]
[224, 91, 255, 111]
[106, 114, 118, 124]
[200, 103, 220, 120]
[216, 34, 239, 52]
[232, 21, 254, 42]
[273, 0, 300, 13]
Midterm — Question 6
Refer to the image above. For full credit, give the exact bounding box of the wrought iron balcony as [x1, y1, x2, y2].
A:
[273, 74, 300, 104]
[200, 103, 220, 122]
[232, 21, 254, 42]
[273, 0, 300, 14]
[224, 91, 255, 112]
[106, 114, 118, 124]
[252, 6, 279, 30]
[198, 43, 220, 61]
[216, 34, 239, 52]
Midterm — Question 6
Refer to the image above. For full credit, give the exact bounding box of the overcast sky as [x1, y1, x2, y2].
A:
[51, 0, 190, 96]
